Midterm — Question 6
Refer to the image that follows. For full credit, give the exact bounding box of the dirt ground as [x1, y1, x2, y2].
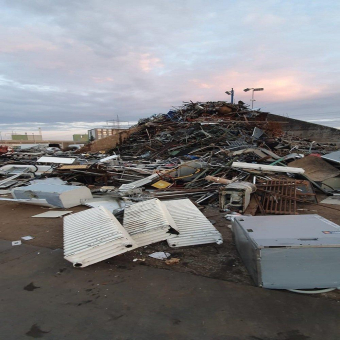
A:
[2, 193, 340, 301]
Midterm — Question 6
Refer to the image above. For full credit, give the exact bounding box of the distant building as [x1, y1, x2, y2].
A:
[73, 134, 89, 143]
[12, 133, 43, 141]
[88, 128, 125, 141]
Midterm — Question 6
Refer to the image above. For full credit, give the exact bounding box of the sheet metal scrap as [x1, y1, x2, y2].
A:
[164, 199, 223, 248]
[2, 99, 338, 218]
[322, 150, 340, 165]
[288, 155, 340, 182]
[123, 198, 179, 247]
[112, 100, 273, 163]
[63, 207, 138, 268]
[256, 178, 316, 215]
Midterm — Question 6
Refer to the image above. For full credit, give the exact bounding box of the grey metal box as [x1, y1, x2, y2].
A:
[232, 215, 340, 289]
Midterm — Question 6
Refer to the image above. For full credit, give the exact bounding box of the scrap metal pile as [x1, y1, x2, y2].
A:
[1, 100, 340, 278]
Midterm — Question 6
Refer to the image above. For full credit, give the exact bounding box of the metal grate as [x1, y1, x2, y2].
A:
[164, 199, 223, 248]
[123, 198, 179, 247]
[63, 206, 137, 268]
[256, 179, 316, 215]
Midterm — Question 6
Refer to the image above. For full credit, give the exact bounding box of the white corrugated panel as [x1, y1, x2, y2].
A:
[123, 198, 179, 247]
[164, 199, 223, 248]
[119, 173, 159, 192]
[64, 206, 137, 268]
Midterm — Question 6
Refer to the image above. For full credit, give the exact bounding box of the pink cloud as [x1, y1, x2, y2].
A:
[139, 53, 163, 72]
[92, 76, 114, 83]
[189, 70, 328, 103]
[0, 27, 57, 53]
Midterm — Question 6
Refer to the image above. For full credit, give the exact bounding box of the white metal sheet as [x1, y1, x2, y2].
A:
[82, 197, 128, 214]
[63, 206, 137, 268]
[164, 199, 223, 248]
[123, 198, 179, 247]
[119, 173, 159, 192]
[37, 156, 76, 164]
[320, 196, 340, 205]
[32, 211, 73, 218]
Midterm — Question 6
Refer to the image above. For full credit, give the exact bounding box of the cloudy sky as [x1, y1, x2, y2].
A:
[1, 0, 339, 140]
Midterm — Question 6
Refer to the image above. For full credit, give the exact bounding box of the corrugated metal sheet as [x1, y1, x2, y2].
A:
[119, 173, 159, 192]
[123, 198, 179, 247]
[164, 199, 223, 248]
[64, 206, 137, 268]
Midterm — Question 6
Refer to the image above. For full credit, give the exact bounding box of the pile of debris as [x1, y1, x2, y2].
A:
[1, 100, 340, 292]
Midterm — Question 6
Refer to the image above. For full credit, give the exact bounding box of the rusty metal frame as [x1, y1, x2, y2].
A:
[255, 179, 316, 215]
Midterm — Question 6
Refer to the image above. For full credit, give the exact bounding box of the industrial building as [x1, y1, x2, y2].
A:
[11, 133, 43, 141]
[88, 128, 126, 141]
[73, 134, 89, 143]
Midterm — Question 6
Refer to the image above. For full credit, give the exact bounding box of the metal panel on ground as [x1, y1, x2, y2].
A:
[123, 198, 179, 247]
[32, 211, 72, 218]
[320, 196, 340, 205]
[164, 199, 223, 248]
[63, 206, 137, 268]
